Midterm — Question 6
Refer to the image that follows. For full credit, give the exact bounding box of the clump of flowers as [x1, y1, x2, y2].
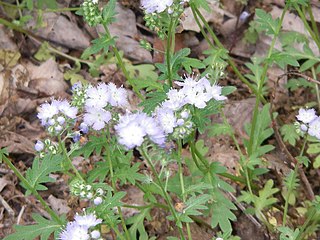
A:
[83, 82, 128, 131]
[37, 99, 78, 135]
[59, 212, 102, 240]
[153, 75, 227, 140]
[296, 108, 320, 140]
[115, 112, 166, 149]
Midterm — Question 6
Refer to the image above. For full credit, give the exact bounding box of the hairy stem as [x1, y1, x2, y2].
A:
[2, 154, 63, 224]
[140, 145, 186, 240]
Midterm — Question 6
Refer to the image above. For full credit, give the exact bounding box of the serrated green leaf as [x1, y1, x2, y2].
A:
[280, 124, 300, 146]
[21, 154, 62, 195]
[3, 214, 63, 240]
[255, 9, 279, 35]
[139, 91, 167, 114]
[300, 59, 318, 72]
[71, 135, 105, 159]
[102, 0, 117, 25]
[208, 123, 233, 137]
[81, 36, 115, 59]
[285, 78, 314, 91]
[114, 162, 145, 185]
[271, 51, 300, 69]
[255, 179, 279, 213]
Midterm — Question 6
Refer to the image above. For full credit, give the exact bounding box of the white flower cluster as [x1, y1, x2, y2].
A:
[115, 112, 166, 149]
[296, 108, 320, 139]
[114, 75, 227, 149]
[37, 99, 78, 135]
[141, 0, 173, 13]
[59, 213, 102, 240]
[83, 82, 128, 131]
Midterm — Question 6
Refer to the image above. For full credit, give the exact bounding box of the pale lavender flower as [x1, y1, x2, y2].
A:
[93, 196, 103, 205]
[83, 107, 111, 130]
[35, 140, 44, 152]
[162, 89, 186, 111]
[74, 213, 102, 228]
[55, 100, 78, 119]
[205, 84, 227, 101]
[115, 112, 166, 149]
[296, 108, 317, 124]
[37, 102, 59, 125]
[59, 222, 90, 240]
[80, 122, 89, 134]
[155, 107, 177, 134]
[85, 83, 110, 109]
[116, 121, 146, 149]
[141, 0, 173, 13]
[91, 230, 101, 239]
[176, 76, 211, 108]
[139, 113, 166, 146]
[107, 83, 128, 107]
[308, 117, 320, 140]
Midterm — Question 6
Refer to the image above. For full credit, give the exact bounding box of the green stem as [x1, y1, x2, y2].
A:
[102, 24, 143, 100]
[311, 66, 320, 110]
[58, 136, 84, 181]
[295, 5, 320, 50]
[166, 17, 174, 87]
[247, 4, 288, 155]
[306, 4, 320, 45]
[105, 130, 131, 240]
[283, 137, 308, 226]
[140, 145, 186, 240]
[190, 4, 267, 104]
[177, 140, 192, 240]
[2, 154, 63, 224]
[296, 207, 317, 240]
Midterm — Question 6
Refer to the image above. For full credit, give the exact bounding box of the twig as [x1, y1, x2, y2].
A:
[278, 71, 320, 85]
[16, 205, 26, 224]
[0, 194, 15, 216]
[272, 120, 315, 200]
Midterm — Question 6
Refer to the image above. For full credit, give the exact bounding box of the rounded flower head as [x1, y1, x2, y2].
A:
[74, 213, 102, 229]
[308, 117, 320, 140]
[296, 108, 317, 124]
[37, 102, 59, 125]
[35, 140, 44, 152]
[141, 0, 173, 13]
[107, 83, 129, 107]
[116, 121, 146, 149]
[83, 107, 111, 131]
[59, 222, 90, 240]
[85, 83, 110, 109]
[155, 107, 177, 134]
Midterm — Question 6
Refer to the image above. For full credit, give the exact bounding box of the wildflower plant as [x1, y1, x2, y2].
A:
[1, 0, 320, 239]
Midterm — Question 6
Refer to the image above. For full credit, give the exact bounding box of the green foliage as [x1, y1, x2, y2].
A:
[157, 48, 205, 80]
[190, 0, 210, 11]
[306, 141, 320, 168]
[171, 194, 211, 228]
[280, 124, 300, 146]
[127, 209, 150, 240]
[72, 135, 106, 159]
[270, 51, 300, 69]
[81, 35, 115, 59]
[102, 0, 117, 25]
[244, 103, 274, 156]
[139, 90, 168, 114]
[208, 123, 234, 137]
[277, 226, 300, 240]
[244, 57, 268, 95]
[0, 148, 8, 163]
[95, 191, 127, 225]
[114, 162, 145, 185]
[21, 154, 62, 195]
[3, 214, 64, 240]
[283, 169, 299, 206]
[286, 78, 314, 91]
[255, 9, 279, 35]
[238, 180, 279, 221]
